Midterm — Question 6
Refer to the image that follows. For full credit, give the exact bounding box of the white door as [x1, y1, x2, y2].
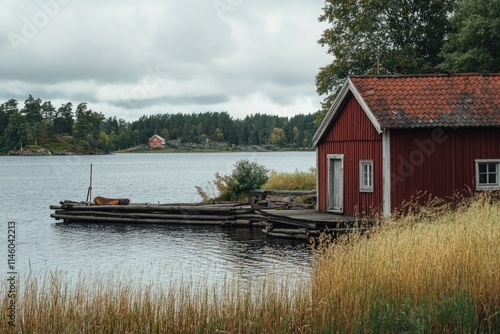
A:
[327, 154, 344, 213]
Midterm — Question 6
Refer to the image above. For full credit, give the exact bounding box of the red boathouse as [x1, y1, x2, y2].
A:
[312, 73, 500, 216]
[148, 134, 166, 148]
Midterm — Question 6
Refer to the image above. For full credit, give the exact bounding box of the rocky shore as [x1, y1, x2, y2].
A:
[4, 141, 312, 156]
[7, 148, 106, 156]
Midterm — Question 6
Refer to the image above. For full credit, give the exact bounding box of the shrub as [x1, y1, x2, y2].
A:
[197, 159, 268, 202]
[229, 159, 269, 198]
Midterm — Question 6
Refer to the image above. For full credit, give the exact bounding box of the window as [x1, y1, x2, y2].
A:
[360, 160, 373, 193]
[475, 160, 500, 190]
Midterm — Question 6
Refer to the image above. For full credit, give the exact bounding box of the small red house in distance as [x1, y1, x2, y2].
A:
[148, 135, 165, 148]
[312, 73, 500, 216]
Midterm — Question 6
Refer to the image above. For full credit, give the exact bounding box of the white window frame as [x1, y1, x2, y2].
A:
[359, 160, 374, 193]
[475, 160, 500, 190]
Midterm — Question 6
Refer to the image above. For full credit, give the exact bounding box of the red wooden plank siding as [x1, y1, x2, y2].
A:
[389, 128, 500, 211]
[317, 95, 383, 216]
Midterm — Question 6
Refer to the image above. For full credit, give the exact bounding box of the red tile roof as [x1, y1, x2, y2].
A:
[350, 73, 500, 129]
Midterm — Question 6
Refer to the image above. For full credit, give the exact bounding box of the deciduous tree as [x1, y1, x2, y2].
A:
[439, 0, 500, 72]
[270, 127, 287, 146]
[316, 0, 454, 117]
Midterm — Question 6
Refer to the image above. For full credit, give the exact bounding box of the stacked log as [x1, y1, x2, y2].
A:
[251, 189, 316, 210]
[50, 200, 267, 226]
[261, 224, 321, 240]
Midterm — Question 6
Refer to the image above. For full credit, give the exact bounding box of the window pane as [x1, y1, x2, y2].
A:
[477, 162, 499, 187]
[360, 162, 373, 190]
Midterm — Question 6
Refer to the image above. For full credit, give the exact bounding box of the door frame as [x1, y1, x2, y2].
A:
[327, 154, 344, 213]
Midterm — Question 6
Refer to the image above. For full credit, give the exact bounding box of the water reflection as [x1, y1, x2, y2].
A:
[52, 223, 313, 287]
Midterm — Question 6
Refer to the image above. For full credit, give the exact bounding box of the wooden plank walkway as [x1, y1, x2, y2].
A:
[260, 209, 372, 228]
[259, 209, 374, 239]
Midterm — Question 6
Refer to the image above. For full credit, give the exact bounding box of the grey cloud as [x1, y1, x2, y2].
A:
[114, 94, 229, 110]
[1, 0, 329, 120]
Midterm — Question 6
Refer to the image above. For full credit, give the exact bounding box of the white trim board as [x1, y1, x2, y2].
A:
[382, 130, 391, 216]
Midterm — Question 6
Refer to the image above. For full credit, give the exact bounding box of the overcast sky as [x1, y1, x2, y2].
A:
[1, 0, 330, 121]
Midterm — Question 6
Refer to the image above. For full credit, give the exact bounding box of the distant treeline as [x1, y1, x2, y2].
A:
[0, 95, 319, 153]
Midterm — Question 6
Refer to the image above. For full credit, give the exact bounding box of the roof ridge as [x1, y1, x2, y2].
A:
[313, 73, 500, 146]
[349, 73, 500, 79]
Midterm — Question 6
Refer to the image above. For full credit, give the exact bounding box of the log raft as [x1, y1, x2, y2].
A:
[50, 193, 373, 239]
[51, 200, 265, 227]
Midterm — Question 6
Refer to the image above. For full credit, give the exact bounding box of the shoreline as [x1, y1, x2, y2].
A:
[3, 145, 313, 156]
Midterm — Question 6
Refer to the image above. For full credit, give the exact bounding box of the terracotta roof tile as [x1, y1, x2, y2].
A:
[350, 73, 500, 129]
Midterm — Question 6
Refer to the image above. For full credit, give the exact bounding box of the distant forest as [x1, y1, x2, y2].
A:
[0, 95, 319, 153]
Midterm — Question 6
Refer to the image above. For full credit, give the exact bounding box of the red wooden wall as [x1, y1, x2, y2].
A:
[317, 95, 383, 216]
[149, 136, 164, 148]
[390, 127, 500, 210]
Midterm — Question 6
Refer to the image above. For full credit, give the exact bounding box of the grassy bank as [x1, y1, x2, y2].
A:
[2, 194, 499, 333]
[262, 169, 316, 191]
[314, 193, 500, 333]
[6, 138, 107, 155]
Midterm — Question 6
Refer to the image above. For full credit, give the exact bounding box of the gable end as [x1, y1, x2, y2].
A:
[313, 78, 382, 147]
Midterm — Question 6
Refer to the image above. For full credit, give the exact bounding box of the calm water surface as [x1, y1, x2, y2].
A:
[1, 152, 315, 287]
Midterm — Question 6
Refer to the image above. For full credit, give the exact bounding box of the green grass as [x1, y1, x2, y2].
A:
[12, 137, 104, 155]
[44, 140, 75, 152]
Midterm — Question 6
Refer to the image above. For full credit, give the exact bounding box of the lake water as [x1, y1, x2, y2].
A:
[0, 152, 316, 288]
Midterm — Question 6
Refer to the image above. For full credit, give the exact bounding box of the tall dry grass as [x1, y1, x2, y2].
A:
[1, 271, 312, 334]
[262, 169, 316, 191]
[313, 192, 500, 333]
[2, 193, 499, 333]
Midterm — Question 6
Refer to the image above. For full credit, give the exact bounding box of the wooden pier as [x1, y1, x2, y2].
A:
[50, 199, 372, 239]
[258, 209, 372, 239]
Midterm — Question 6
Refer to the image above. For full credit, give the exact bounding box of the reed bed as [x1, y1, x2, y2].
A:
[2, 193, 499, 333]
[313, 192, 500, 333]
[1, 271, 312, 334]
[262, 169, 316, 191]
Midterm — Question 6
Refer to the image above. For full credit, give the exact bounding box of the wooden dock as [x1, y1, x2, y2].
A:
[50, 200, 372, 239]
[259, 209, 372, 239]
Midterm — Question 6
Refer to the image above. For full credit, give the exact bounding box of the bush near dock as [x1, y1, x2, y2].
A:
[196, 159, 269, 202]
[197, 161, 316, 203]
